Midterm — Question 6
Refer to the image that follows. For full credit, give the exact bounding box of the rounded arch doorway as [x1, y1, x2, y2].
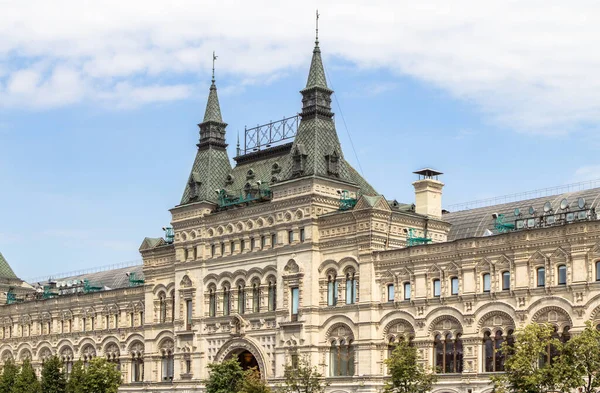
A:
[214, 337, 269, 377]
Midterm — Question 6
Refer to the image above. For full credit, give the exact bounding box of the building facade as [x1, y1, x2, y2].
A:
[2, 32, 600, 393]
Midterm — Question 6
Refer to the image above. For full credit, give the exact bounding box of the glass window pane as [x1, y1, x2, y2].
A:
[502, 272, 510, 290]
[433, 280, 441, 297]
[451, 278, 459, 295]
[404, 282, 411, 300]
[596, 261, 600, 281]
[328, 281, 335, 306]
[483, 274, 491, 292]
[558, 265, 567, 285]
[387, 284, 395, 301]
[537, 268, 545, 287]
[291, 287, 299, 315]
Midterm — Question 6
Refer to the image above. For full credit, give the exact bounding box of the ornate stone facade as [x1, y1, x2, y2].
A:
[2, 32, 600, 393]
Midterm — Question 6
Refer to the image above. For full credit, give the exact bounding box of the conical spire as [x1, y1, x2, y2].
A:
[203, 51, 223, 123]
[305, 11, 328, 90]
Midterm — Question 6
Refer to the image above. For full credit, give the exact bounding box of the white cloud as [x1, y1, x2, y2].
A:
[574, 165, 600, 182]
[1, 0, 600, 134]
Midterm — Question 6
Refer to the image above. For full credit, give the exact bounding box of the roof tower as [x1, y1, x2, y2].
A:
[284, 12, 376, 195]
[180, 52, 232, 205]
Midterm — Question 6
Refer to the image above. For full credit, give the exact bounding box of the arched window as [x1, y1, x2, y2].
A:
[159, 294, 167, 323]
[329, 339, 355, 376]
[387, 283, 395, 302]
[171, 292, 175, 322]
[223, 285, 231, 316]
[268, 280, 276, 311]
[537, 267, 546, 287]
[541, 326, 570, 366]
[130, 342, 144, 383]
[346, 272, 357, 304]
[403, 282, 411, 300]
[208, 288, 216, 317]
[502, 271, 510, 290]
[432, 279, 441, 297]
[484, 330, 508, 372]
[327, 274, 338, 306]
[160, 342, 174, 381]
[482, 273, 491, 292]
[557, 265, 567, 285]
[238, 284, 245, 314]
[450, 277, 459, 295]
[434, 333, 463, 373]
[252, 283, 260, 313]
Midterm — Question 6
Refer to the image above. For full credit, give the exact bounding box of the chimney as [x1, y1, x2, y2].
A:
[412, 168, 444, 219]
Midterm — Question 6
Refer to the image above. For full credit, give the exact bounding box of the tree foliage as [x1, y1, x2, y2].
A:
[65, 360, 85, 393]
[13, 359, 40, 393]
[0, 359, 19, 393]
[554, 321, 600, 393]
[238, 367, 270, 393]
[281, 356, 328, 393]
[80, 358, 121, 393]
[40, 356, 66, 393]
[206, 359, 245, 393]
[383, 339, 437, 393]
[492, 323, 561, 393]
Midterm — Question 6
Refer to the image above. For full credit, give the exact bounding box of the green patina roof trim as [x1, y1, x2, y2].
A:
[0, 252, 18, 279]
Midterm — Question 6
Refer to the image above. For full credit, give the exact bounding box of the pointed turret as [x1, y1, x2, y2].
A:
[285, 15, 376, 196]
[180, 52, 232, 205]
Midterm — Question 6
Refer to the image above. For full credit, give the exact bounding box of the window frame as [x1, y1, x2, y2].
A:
[557, 265, 567, 286]
[433, 279, 441, 297]
[537, 267, 546, 287]
[387, 283, 395, 302]
[450, 277, 459, 295]
[482, 273, 491, 293]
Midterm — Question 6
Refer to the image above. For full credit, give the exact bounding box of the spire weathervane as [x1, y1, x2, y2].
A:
[315, 10, 320, 45]
[212, 51, 218, 83]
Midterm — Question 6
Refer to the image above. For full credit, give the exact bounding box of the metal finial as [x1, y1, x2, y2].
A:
[212, 51, 218, 83]
[315, 10, 320, 45]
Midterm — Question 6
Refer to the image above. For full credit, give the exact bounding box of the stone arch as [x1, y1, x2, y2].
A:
[528, 296, 573, 322]
[180, 274, 193, 288]
[531, 306, 572, 329]
[339, 257, 359, 273]
[203, 273, 218, 285]
[325, 322, 356, 342]
[318, 259, 339, 274]
[214, 337, 270, 377]
[37, 346, 53, 362]
[284, 259, 300, 274]
[80, 343, 96, 362]
[476, 310, 516, 334]
[378, 310, 417, 335]
[18, 348, 32, 361]
[1, 349, 14, 362]
[382, 318, 415, 341]
[428, 314, 463, 337]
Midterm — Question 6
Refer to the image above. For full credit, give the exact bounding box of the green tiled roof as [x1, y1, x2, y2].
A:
[305, 43, 328, 89]
[0, 252, 18, 279]
[203, 82, 223, 123]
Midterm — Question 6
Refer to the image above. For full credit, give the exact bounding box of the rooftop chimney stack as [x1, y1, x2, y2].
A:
[412, 168, 444, 219]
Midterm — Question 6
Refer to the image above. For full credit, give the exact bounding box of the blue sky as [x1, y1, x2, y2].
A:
[1, 1, 600, 279]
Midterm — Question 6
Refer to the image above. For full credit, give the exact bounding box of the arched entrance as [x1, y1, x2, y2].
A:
[214, 337, 269, 377]
[237, 350, 259, 371]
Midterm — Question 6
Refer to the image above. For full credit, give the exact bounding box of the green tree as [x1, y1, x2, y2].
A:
[81, 358, 121, 393]
[205, 359, 244, 393]
[238, 367, 270, 393]
[0, 359, 19, 393]
[492, 323, 561, 393]
[40, 356, 66, 393]
[65, 360, 85, 393]
[12, 358, 40, 393]
[554, 321, 600, 393]
[383, 339, 437, 393]
[281, 356, 328, 393]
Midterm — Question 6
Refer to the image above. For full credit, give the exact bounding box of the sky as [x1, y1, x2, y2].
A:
[1, 0, 600, 280]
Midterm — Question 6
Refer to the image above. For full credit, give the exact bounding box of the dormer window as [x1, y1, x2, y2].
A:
[246, 169, 255, 180]
[292, 144, 307, 177]
[271, 163, 281, 174]
[326, 150, 340, 177]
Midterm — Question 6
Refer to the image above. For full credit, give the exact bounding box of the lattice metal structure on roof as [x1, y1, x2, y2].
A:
[243, 115, 300, 155]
